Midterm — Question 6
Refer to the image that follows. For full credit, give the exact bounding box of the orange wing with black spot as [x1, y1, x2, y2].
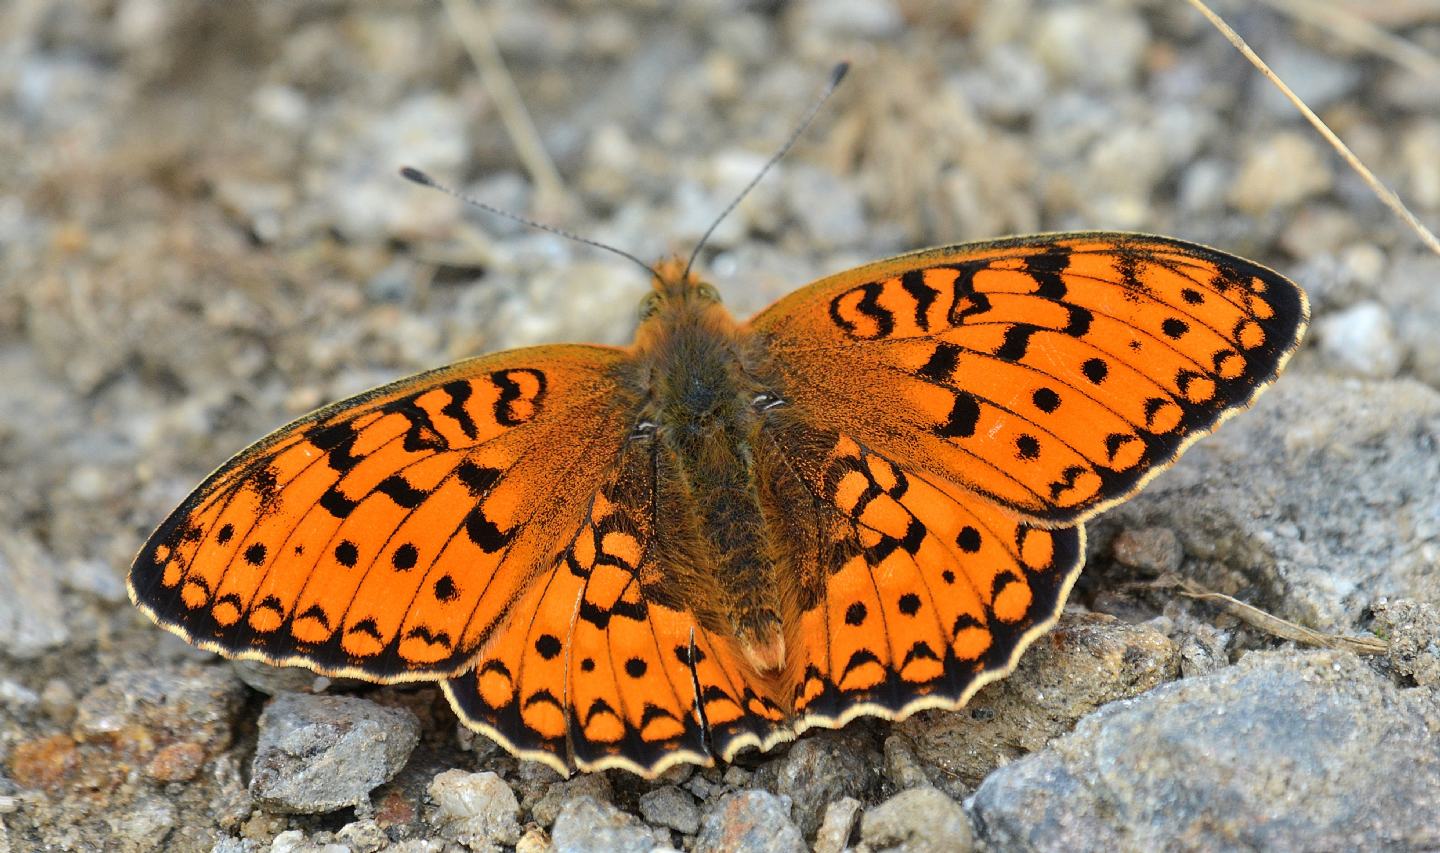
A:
[443, 435, 791, 775]
[755, 422, 1082, 729]
[750, 233, 1308, 526]
[749, 232, 1305, 722]
[129, 345, 640, 682]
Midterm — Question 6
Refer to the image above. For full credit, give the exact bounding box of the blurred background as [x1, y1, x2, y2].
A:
[1, 0, 1438, 848]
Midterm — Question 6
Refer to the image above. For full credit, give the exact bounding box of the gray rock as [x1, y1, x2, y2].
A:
[769, 730, 883, 837]
[550, 796, 669, 853]
[1096, 377, 1440, 631]
[638, 785, 701, 836]
[812, 796, 861, 853]
[1109, 526, 1183, 575]
[106, 796, 177, 852]
[1381, 251, 1440, 388]
[1315, 300, 1402, 378]
[0, 533, 69, 658]
[74, 665, 246, 755]
[1371, 598, 1440, 688]
[861, 786, 973, 853]
[249, 693, 420, 814]
[883, 734, 932, 791]
[429, 769, 523, 849]
[531, 772, 613, 827]
[695, 790, 805, 853]
[968, 650, 1440, 851]
[899, 612, 1178, 788]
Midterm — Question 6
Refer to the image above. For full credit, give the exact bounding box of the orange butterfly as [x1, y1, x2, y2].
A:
[130, 226, 1306, 776]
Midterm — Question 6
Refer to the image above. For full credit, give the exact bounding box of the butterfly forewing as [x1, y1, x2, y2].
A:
[749, 233, 1308, 525]
[130, 345, 637, 681]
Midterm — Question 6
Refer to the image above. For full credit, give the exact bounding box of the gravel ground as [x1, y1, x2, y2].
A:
[3, 1, 1439, 851]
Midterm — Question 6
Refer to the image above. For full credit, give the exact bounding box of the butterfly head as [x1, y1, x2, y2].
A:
[639, 257, 723, 321]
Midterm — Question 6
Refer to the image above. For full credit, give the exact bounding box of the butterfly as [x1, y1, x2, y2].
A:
[128, 227, 1307, 777]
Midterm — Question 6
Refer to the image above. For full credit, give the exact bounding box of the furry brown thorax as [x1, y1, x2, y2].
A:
[629, 258, 791, 676]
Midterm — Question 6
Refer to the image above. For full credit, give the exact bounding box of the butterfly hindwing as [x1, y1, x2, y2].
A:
[749, 233, 1308, 525]
[757, 420, 1082, 728]
[444, 439, 790, 775]
[129, 345, 638, 681]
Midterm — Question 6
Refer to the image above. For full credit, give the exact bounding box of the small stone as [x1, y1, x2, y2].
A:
[791, 0, 903, 39]
[531, 772, 613, 827]
[1371, 598, 1440, 687]
[812, 796, 861, 853]
[1315, 300, 1402, 379]
[74, 665, 246, 757]
[335, 819, 389, 853]
[108, 797, 177, 852]
[694, 790, 805, 853]
[428, 769, 523, 849]
[249, 693, 420, 814]
[883, 735, 931, 790]
[899, 612, 1178, 787]
[771, 731, 883, 838]
[1110, 526, 1183, 575]
[39, 678, 77, 724]
[550, 796, 667, 853]
[860, 786, 973, 853]
[0, 532, 69, 658]
[145, 740, 206, 782]
[1228, 132, 1333, 215]
[638, 785, 700, 835]
[969, 651, 1440, 851]
[1032, 5, 1149, 89]
[514, 827, 551, 853]
[231, 660, 330, 696]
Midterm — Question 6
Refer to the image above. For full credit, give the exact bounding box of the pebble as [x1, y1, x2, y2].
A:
[860, 786, 973, 853]
[249, 694, 420, 814]
[1228, 132, 1333, 215]
[428, 770, 523, 849]
[1101, 377, 1440, 631]
[638, 785, 701, 836]
[74, 665, 246, 756]
[969, 651, 1440, 851]
[1371, 598, 1440, 688]
[1315, 300, 1403, 379]
[530, 772, 613, 828]
[769, 731, 882, 838]
[811, 796, 861, 853]
[1110, 526, 1184, 575]
[0, 533, 69, 658]
[898, 612, 1178, 788]
[694, 790, 805, 853]
[549, 796, 669, 853]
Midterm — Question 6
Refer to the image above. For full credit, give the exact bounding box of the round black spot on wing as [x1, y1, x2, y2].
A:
[625, 657, 648, 678]
[244, 543, 267, 566]
[391, 543, 418, 571]
[898, 593, 921, 615]
[956, 526, 982, 553]
[1032, 388, 1061, 413]
[334, 540, 359, 568]
[535, 633, 562, 660]
[845, 602, 868, 626]
[1081, 358, 1108, 384]
[217, 523, 234, 545]
[433, 575, 458, 602]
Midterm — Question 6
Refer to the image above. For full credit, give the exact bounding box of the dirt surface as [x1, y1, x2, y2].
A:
[2, 1, 1438, 850]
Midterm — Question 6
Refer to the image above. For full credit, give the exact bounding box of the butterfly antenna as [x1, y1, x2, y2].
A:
[683, 61, 850, 279]
[399, 166, 659, 278]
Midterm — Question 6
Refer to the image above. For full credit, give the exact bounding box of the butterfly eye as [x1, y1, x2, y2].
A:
[696, 283, 721, 303]
[752, 392, 786, 412]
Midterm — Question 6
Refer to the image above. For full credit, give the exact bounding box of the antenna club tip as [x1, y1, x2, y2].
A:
[399, 166, 435, 187]
[831, 61, 851, 84]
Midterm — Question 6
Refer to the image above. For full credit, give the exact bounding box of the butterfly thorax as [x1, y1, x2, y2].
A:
[629, 261, 789, 676]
